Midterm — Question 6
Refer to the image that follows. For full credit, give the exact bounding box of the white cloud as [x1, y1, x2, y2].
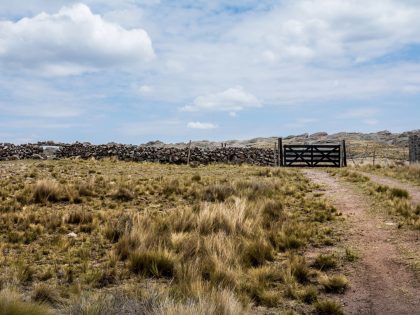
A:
[228, 0, 420, 65]
[187, 122, 218, 129]
[137, 85, 154, 95]
[0, 3, 155, 76]
[182, 86, 261, 113]
[341, 108, 378, 118]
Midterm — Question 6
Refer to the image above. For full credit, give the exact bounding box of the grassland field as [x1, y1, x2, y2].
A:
[0, 159, 419, 314]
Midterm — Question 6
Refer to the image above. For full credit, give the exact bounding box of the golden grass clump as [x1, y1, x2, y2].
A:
[129, 249, 175, 278]
[312, 253, 337, 271]
[31, 284, 61, 306]
[157, 288, 248, 315]
[319, 275, 348, 293]
[0, 289, 53, 315]
[314, 299, 344, 315]
[32, 179, 61, 203]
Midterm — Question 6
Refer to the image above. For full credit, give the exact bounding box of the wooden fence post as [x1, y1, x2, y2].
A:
[342, 140, 347, 167]
[273, 142, 277, 167]
[372, 149, 376, 166]
[278, 138, 283, 167]
[187, 140, 192, 165]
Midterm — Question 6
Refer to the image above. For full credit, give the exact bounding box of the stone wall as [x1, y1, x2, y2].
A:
[409, 135, 420, 163]
[0, 142, 277, 166]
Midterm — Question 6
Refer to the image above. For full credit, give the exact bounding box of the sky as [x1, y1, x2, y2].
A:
[0, 0, 419, 144]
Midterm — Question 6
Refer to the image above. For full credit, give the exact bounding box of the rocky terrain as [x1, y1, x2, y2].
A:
[0, 130, 418, 164]
[144, 130, 420, 149]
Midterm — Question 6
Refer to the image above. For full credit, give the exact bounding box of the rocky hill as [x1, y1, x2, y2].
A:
[146, 130, 419, 149]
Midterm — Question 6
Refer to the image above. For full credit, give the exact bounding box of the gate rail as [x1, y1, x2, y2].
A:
[277, 139, 347, 168]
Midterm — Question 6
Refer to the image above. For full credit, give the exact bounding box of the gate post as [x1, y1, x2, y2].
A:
[342, 140, 347, 167]
[278, 138, 283, 167]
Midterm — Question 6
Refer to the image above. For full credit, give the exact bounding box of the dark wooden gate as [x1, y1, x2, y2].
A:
[283, 144, 341, 167]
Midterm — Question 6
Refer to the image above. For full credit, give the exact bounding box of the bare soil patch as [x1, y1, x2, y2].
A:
[303, 169, 420, 315]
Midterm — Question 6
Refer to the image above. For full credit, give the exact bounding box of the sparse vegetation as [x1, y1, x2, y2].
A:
[332, 169, 420, 227]
[357, 164, 420, 186]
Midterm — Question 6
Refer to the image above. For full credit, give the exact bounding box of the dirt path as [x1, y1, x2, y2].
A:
[358, 172, 420, 206]
[303, 169, 420, 315]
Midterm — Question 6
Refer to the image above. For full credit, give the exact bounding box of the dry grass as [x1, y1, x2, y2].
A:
[332, 169, 419, 227]
[314, 299, 344, 315]
[0, 289, 53, 315]
[357, 164, 420, 186]
[0, 160, 348, 314]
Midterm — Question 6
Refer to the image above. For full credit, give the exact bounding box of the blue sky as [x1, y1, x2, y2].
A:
[0, 0, 419, 144]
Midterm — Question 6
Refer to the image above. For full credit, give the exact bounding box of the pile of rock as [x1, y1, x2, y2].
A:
[0, 142, 277, 166]
[0, 143, 44, 160]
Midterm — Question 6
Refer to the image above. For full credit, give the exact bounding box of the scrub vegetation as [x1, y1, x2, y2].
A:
[0, 160, 349, 314]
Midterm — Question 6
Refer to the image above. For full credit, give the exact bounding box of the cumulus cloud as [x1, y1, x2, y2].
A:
[0, 3, 155, 75]
[182, 86, 261, 113]
[229, 0, 420, 65]
[187, 122, 218, 129]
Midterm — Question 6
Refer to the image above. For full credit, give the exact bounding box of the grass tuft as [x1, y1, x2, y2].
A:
[0, 289, 53, 315]
[319, 275, 348, 293]
[314, 298, 344, 315]
[31, 284, 61, 306]
[32, 180, 60, 203]
[129, 249, 175, 278]
[312, 253, 337, 270]
[389, 187, 409, 199]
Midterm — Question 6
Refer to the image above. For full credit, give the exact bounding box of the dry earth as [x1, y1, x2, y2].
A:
[303, 169, 420, 315]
